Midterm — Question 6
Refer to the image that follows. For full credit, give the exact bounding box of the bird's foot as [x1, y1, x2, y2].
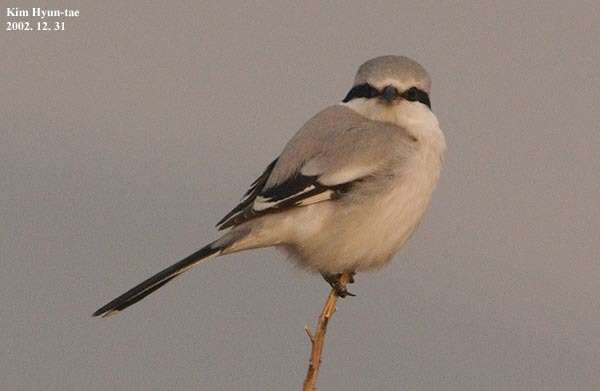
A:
[333, 284, 355, 298]
[321, 272, 356, 298]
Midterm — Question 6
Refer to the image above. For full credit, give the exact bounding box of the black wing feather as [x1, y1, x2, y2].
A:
[216, 158, 278, 228]
[217, 159, 358, 230]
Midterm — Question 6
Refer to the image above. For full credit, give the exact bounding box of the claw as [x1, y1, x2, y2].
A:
[333, 285, 355, 298]
[321, 271, 357, 297]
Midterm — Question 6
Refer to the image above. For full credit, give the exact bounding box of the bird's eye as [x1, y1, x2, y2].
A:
[401, 87, 431, 108]
[404, 87, 419, 101]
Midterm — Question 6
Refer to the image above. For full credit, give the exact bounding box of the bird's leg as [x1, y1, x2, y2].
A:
[348, 271, 355, 284]
[321, 272, 356, 297]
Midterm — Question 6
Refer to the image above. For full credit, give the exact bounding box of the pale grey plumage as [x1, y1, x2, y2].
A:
[354, 55, 431, 93]
[94, 55, 445, 317]
[265, 105, 416, 188]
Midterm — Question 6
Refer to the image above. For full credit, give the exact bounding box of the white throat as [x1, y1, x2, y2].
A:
[341, 99, 446, 152]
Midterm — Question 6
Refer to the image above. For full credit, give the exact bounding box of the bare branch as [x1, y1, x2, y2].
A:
[302, 272, 352, 391]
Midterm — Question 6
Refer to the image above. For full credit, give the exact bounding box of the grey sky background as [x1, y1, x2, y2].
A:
[2, 1, 599, 390]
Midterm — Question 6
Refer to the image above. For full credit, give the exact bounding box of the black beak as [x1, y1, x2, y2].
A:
[381, 86, 399, 103]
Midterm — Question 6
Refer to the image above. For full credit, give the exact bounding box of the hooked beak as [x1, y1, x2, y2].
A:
[380, 86, 400, 103]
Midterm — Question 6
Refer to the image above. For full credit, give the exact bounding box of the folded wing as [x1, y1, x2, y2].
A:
[217, 105, 415, 230]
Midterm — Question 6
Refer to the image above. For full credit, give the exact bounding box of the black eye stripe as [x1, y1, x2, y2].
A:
[342, 83, 431, 108]
[342, 83, 380, 102]
[401, 87, 431, 108]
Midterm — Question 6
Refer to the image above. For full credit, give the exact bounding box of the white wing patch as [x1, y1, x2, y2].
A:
[295, 190, 335, 206]
[252, 185, 316, 211]
[218, 153, 366, 229]
[252, 160, 372, 213]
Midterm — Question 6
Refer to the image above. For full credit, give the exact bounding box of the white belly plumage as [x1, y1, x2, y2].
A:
[280, 141, 443, 274]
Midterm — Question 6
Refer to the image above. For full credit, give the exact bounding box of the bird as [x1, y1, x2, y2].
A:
[93, 55, 446, 317]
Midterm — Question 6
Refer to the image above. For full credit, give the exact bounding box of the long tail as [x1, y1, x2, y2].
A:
[93, 239, 227, 318]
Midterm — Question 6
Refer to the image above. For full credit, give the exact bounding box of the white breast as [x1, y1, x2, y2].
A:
[280, 104, 445, 273]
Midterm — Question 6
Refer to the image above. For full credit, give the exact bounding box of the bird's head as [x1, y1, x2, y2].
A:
[342, 55, 434, 127]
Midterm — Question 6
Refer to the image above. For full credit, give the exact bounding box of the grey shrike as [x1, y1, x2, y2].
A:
[93, 55, 446, 317]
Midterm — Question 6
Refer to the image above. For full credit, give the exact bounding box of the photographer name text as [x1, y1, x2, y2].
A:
[6, 7, 80, 31]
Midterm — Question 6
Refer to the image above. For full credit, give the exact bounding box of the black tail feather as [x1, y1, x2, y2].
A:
[93, 244, 221, 317]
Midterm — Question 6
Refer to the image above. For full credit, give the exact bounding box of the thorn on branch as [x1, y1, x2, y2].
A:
[304, 325, 314, 343]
